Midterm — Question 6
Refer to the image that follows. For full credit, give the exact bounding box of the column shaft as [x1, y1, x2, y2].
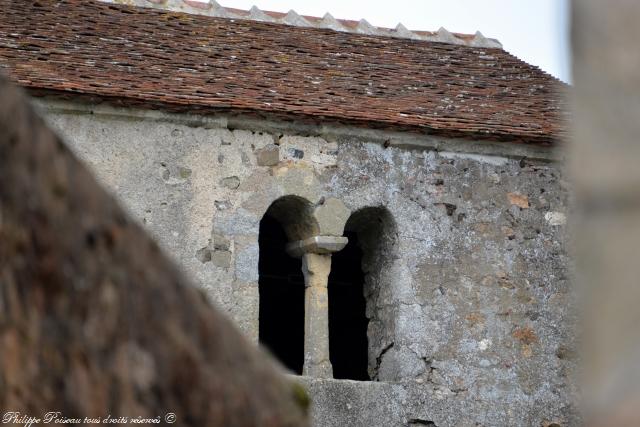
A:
[301, 252, 333, 378]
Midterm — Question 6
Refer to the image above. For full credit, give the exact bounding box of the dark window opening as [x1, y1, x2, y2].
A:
[328, 231, 370, 380]
[258, 214, 305, 374]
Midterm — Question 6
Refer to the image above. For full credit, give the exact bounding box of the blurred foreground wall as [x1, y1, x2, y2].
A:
[571, 1, 640, 424]
[0, 75, 308, 426]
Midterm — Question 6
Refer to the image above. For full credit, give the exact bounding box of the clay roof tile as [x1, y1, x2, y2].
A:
[0, 0, 569, 144]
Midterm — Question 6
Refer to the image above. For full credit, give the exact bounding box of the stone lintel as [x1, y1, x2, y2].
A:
[286, 235, 348, 258]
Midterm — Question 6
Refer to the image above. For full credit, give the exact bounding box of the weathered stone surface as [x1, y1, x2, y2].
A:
[274, 167, 323, 206]
[300, 377, 571, 426]
[221, 175, 241, 189]
[507, 192, 530, 209]
[313, 197, 351, 236]
[256, 144, 280, 166]
[286, 235, 348, 258]
[211, 250, 232, 268]
[544, 211, 566, 226]
[0, 76, 308, 426]
[302, 253, 333, 378]
[212, 233, 231, 251]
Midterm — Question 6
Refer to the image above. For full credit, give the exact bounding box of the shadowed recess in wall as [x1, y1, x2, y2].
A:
[343, 206, 398, 381]
[328, 230, 369, 380]
[258, 200, 313, 374]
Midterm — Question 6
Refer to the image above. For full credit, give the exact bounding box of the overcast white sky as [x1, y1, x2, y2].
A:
[209, 0, 570, 82]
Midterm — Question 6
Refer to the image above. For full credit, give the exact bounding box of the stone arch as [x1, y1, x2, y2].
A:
[329, 206, 398, 380]
[258, 195, 318, 374]
[262, 195, 319, 241]
[344, 206, 397, 267]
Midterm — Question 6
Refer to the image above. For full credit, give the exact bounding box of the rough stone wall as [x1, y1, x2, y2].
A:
[38, 99, 575, 426]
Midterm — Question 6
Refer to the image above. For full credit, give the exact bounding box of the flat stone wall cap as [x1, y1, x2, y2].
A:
[286, 235, 348, 257]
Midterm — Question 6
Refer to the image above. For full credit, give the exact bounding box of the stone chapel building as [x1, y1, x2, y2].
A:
[0, 1, 574, 425]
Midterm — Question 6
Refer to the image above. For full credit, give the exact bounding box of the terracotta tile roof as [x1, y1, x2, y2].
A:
[100, 0, 503, 48]
[0, 0, 568, 144]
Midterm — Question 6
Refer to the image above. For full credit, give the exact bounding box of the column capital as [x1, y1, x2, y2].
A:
[285, 235, 348, 258]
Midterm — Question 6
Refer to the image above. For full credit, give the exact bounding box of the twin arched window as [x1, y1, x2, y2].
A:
[258, 197, 394, 381]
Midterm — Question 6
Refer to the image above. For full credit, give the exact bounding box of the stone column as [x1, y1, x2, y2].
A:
[301, 253, 333, 378]
[286, 235, 348, 378]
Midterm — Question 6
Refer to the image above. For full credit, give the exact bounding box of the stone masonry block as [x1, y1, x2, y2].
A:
[255, 144, 280, 166]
